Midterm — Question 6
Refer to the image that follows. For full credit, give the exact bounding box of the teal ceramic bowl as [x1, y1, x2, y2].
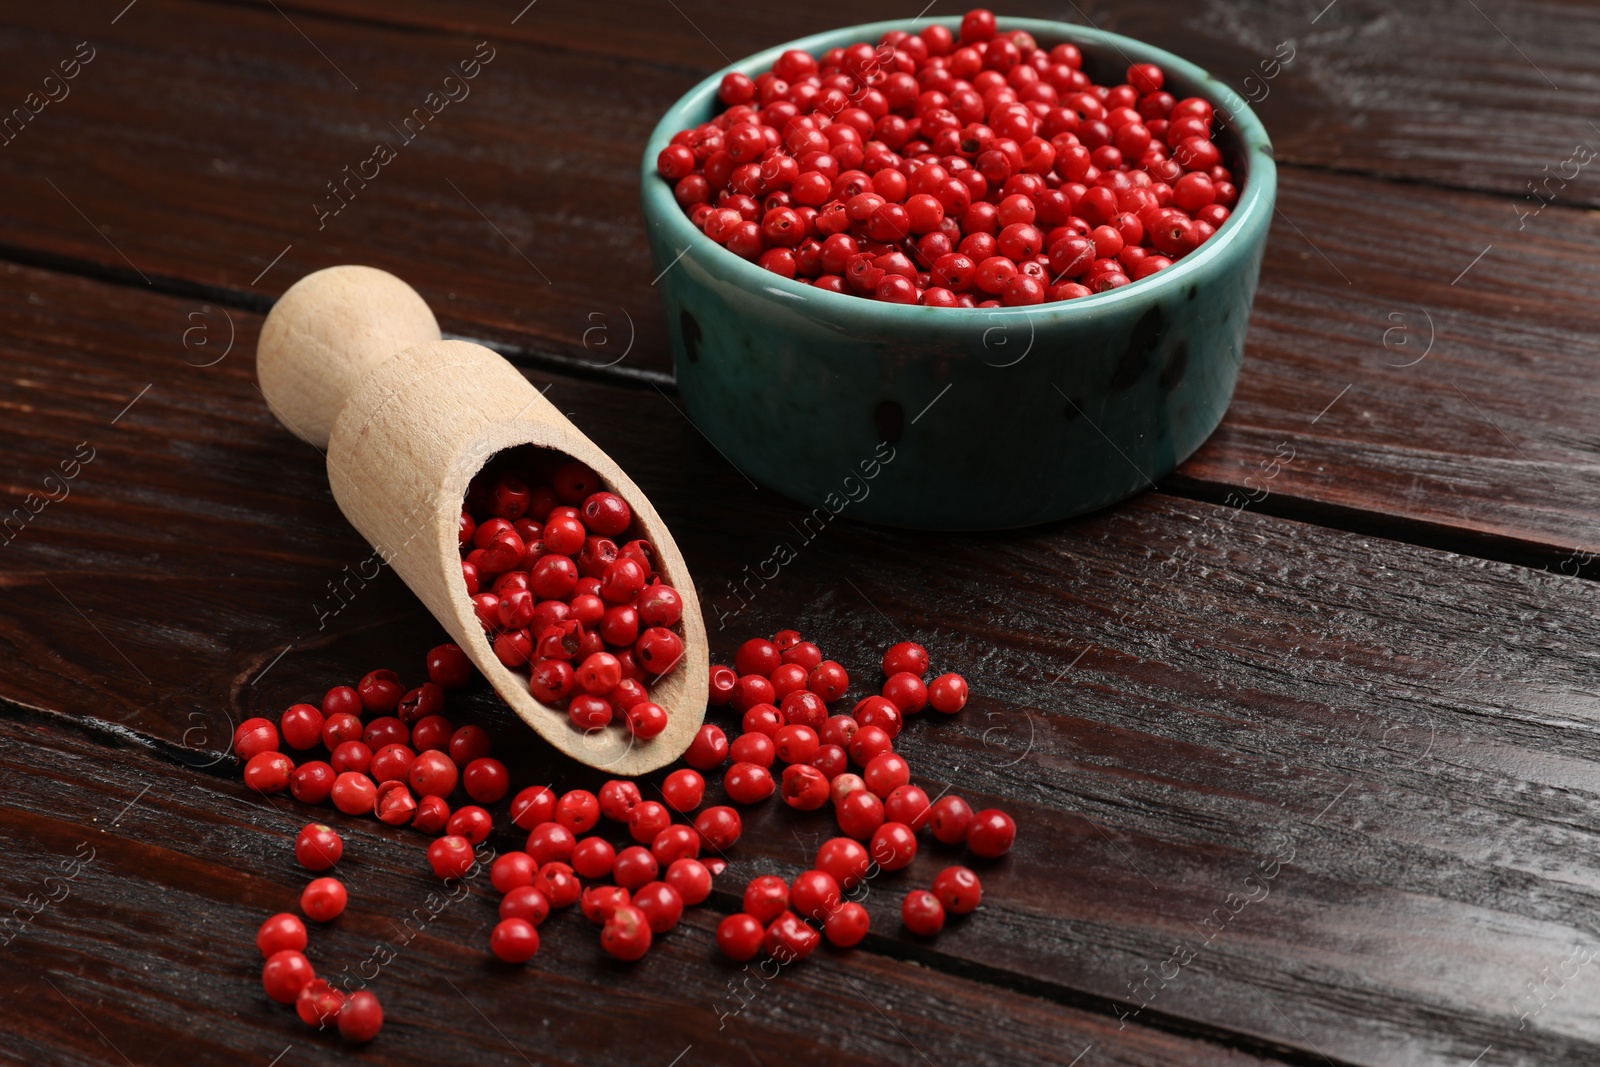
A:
[641, 17, 1275, 530]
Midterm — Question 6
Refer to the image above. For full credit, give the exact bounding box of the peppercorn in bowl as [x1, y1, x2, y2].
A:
[641, 11, 1274, 529]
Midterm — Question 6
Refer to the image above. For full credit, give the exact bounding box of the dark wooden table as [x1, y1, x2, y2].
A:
[4, 1, 1599, 1064]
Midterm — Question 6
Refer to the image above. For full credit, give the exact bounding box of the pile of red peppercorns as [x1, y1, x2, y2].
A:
[657, 7, 1237, 305]
[703, 634, 1011, 961]
[239, 628, 1015, 1045]
[240, 642, 498, 1042]
[459, 457, 685, 738]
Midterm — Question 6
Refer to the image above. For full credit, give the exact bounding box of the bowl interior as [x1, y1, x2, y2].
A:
[641, 15, 1276, 325]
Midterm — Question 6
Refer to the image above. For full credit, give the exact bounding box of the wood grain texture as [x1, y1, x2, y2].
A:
[214, 0, 1600, 203]
[6, 263, 1600, 1064]
[0, 713, 1270, 1067]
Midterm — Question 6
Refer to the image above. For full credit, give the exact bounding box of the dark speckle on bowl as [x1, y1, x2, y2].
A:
[875, 400, 905, 443]
[1187, 285, 1198, 301]
[1161, 341, 1190, 391]
[680, 308, 701, 363]
[1112, 306, 1166, 390]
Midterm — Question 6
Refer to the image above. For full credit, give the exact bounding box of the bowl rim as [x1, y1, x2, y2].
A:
[642, 15, 1276, 326]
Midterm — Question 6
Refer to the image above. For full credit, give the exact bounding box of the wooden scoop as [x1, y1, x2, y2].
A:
[256, 265, 707, 774]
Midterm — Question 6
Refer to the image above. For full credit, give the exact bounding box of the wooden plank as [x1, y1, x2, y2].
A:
[7, 263, 1600, 1063]
[0, 0, 681, 377]
[1172, 165, 1600, 569]
[0, 714, 1264, 1067]
[205, 0, 1600, 203]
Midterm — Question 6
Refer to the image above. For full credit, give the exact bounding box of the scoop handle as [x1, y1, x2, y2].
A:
[257, 265, 442, 449]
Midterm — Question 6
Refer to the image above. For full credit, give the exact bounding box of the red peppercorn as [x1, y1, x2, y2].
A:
[933, 865, 983, 913]
[628, 800, 672, 844]
[708, 665, 738, 705]
[492, 851, 538, 893]
[234, 718, 278, 762]
[967, 808, 1016, 857]
[881, 672, 929, 714]
[427, 835, 476, 880]
[929, 795, 974, 844]
[902, 889, 946, 936]
[596, 780, 641, 823]
[490, 917, 541, 963]
[412, 794, 450, 834]
[301, 876, 347, 922]
[612, 845, 660, 891]
[262, 949, 315, 1004]
[816, 837, 871, 890]
[550, 789, 597, 834]
[337, 990, 383, 1044]
[884, 784, 932, 829]
[662, 768, 705, 812]
[570, 836, 616, 879]
[447, 805, 494, 845]
[500, 886, 551, 926]
[427, 642, 473, 688]
[821, 714, 859, 748]
[927, 672, 969, 713]
[534, 861, 582, 908]
[811, 744, 849, 780]
[837, 789, 887, 840]
[279, 704, 324, 751]
[296, 979, 344, 1029]
[320, 711, 362, 750]
[463, 757, 509, 804]
[741, 702, 786, 738]
[292, 759, 335, 803]
[625, 700, 668, 739]
[790, 869, 841, 923]
[633, 881, 685, 934]
[581, 884, 632, 926]
[724, 761, 776, 804]
[773, 724, 821, 764]
[408, 750, 458, 798]
[731, 673, 776, 712]
[295, 823, 343, 872]
[694, 805, 742, 851]
[864, 751, 912, 797]
[831, 772, 868, 808]
[764, 910, 820, 961]
[370, 743, 414, 785]
[666, 857, 713, 905]
[781, 689, 828, 731]
[870, 821, 918, 870]
[809, 660, 849, 701]
[330, 771, 376, 815]
[508, 786, 557, 831]
[734, 638, 782, 676]
[448, 725, 491, 766]
[244, 750, 293, 795]
[730, 731, 775, 768]
[824, 901, 871, 947]
[601, 904, 653, 961]
[256, 912, 307, 957]
[781, 763, 831, 811]
[321, 685, 361, 720]
[685, 723, 730, 771]
[717, 912, 764, 961]
[848, 725, 894, 767]
[357, 669, 404, 715]
[854, 695, 904, 738]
